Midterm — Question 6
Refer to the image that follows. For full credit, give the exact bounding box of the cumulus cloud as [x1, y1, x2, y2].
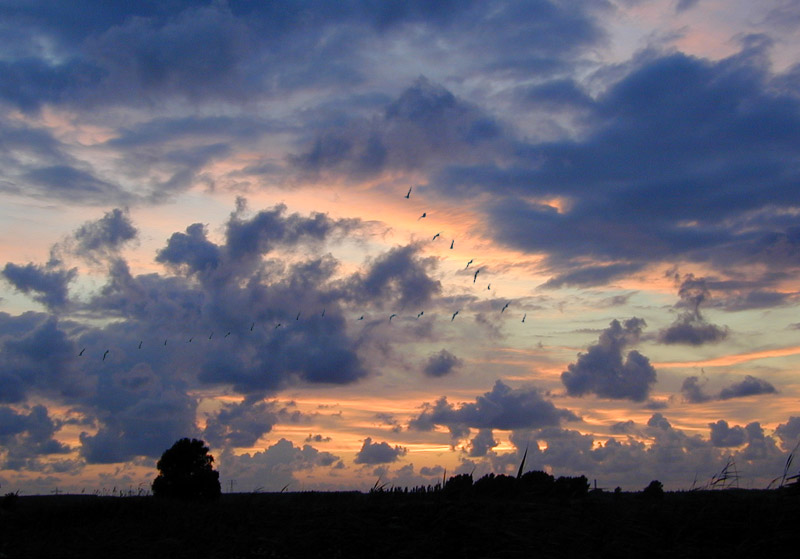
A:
[2, 263, 76, 310]
[718, 375, 777, 400]
[561, 318, 657, 401]
[354, 437, 407, 464]
[409, 380, 578, 438]
[0, 404, 70, 470]
[423, 349, 462, 377]
[658, 274, 728, 345]
[71, 208, 138, 262]
[682, 374, 777, 403]
[709, 420, 747, 447]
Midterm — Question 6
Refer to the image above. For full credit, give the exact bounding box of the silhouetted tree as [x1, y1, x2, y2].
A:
[553, 475, 589, 499]
[642, 479, 664, 501]
[443, 473, 473, 495]
[519, 470, 555, 497]
[152, 438, 221, 500]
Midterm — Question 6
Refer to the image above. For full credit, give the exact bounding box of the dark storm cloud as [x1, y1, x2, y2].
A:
[658, 274, 728, 345]
[709, 420, 747, 447]
[432, 44, 800, 285]
[354, 437, 407, 464]
[539, 263, 643, 289]
[0, 1, 606, 111]
[718, 375, 777, 400]
[2, 263, 76, 310]
[423, 349, 462, 377]
[561, 318, 657, 401]
[409, 380, 578, 438]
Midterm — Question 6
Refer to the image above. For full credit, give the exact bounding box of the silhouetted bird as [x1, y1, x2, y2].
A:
[79, 347, 86, 356]
[188, 337, 193, 342]
[432, 232, 441, 241]
[224, 331, 231, 338]
[209, 332, 214, 340]
[418, 212, 426, 220]
[296, 312, 301, 320]
[522, 313, 526, 323]
[250, 322, 255, 331]
[275, 323, 282, 329]
[389, 313, 397, 321]
[501, 302, 509, 313]
[465, 259, 473, 269]
[473, 269, 480, 283]
[487, 283, 491, 290]
[358, 315, 364, 320]
[164, 339, 167, 346]
[405, 186, 412, 199]
[451, 311, 459, 321]
[102, 349, 109, 361]
[450, 240, 454, 249]
[417, 311, 424, 318]
[138, 341, 143, 349]
[321, 309, 325, 318]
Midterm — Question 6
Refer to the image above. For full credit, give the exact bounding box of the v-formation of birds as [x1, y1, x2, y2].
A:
[76, 186, 526, 360]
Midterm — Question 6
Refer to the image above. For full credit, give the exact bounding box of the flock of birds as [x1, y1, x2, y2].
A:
[77, 185, 528, 361]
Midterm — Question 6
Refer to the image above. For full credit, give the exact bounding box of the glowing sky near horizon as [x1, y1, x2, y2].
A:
[2, 0, 800, 494]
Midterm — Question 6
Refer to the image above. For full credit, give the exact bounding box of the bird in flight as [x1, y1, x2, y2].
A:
[501, 302, 509, 313]
[78, 347, 86, 356]
[275, 323, 282, 329]
[250, 322, 255, 331]
[417, 311, 424, 319]
[473, 269, 480, 283]
[522, 314, 527, 323]
[487, 283, 491, 290]
[358, 315, 364, 320]
[296, 312, 301, 320]
[465, 259, 473, 269]
[451, 310, 459, 321]
[138, 341, 143, 349]
[389, 313, 397, 321]
[432, 232, 441, 241]
[224, 331, 231, 338]
[450, 240, 454, 249]
[209, 331, 214, 339]
[102, 349, 110, 361]
[405, 186, 412, 199]
[164, 339, 168, 346]
[418, 212, 427, 220]
[321, 309, 326, 318]
[188, 337, 193, 342]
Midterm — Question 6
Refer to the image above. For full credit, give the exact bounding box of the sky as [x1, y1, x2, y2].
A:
[2, 0, 800, 495]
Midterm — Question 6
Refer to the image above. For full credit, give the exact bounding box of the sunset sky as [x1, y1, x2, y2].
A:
[2, 0, 800, 495]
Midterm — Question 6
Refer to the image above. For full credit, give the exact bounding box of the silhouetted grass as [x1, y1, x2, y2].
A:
[0, 489, 797, 558]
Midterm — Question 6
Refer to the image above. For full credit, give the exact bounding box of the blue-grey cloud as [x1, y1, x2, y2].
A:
[2, 263, 76, 309]
[468, 428, 498, 457]
[423, 349, 462, 377]
[680, 375, 713, 403]
[718, 375, 777, 400]
[354, 437, 407, 464]
[709, 419, 747, 447]
[409, 380, 578, 438]
[0, 404, 70, 470]
[658, 274, 728, 345]
[561, 318, 657, 401]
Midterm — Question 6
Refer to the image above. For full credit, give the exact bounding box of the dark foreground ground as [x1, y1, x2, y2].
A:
[1, 489, 797, 558]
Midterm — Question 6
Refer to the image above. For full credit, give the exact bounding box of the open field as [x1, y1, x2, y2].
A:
[1, 489, 797, 558]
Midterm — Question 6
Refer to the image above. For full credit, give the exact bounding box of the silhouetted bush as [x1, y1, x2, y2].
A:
[152, 438, 221, 500]
[473, 473, 517, 497]
[2, 491, 19, 511]
[642, 480, 664, 501]
[443, 473, 473, 495]
[553, 475, 589, 499]
[519, 470, 555, 497]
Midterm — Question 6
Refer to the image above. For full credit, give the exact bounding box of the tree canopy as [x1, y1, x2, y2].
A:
[152, 438, 221, 500]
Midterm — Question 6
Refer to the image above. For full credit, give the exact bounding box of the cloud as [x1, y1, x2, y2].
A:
[774, 416, 800, 450]
[70, 208, 138, 261]
[423, 349, 462, 377]
[561, 318, 657, 401]
[409, 380, 578, 438]
[680, 375, 713, 403]
[468, 428, 498, 457]
[682, 374, 777, 402]
[218, 438, 341, 491]
[354, 437, 407, 464]
[2, 263, 76, 310]
[658, 274, 728, 345]
[709, 420, 747, 447]
[718, 375, 777, 400]
[0, 404, 70, 470]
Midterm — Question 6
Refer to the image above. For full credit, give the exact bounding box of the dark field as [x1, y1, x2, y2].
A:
[1, 489, 798, 558]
